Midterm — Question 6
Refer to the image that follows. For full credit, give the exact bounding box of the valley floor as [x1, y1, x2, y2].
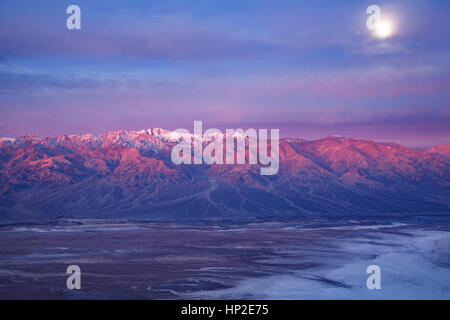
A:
[0, 217, 449, 299]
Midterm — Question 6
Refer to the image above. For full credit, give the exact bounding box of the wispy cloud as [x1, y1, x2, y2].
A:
[0, 0, 449, 146]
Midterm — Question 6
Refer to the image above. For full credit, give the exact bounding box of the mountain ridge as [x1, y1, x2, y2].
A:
[0, 129, 449, 223]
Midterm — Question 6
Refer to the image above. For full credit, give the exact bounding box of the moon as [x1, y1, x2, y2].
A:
[375, 21, 393, 38]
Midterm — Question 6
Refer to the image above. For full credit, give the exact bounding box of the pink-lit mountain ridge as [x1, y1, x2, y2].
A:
[0, 129, 449, 222]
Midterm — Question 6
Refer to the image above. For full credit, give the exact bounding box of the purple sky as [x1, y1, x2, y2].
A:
[0, 0, 449, 147]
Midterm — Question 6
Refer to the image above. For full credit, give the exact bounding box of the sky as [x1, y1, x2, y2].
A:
[0, 0, 449, 147]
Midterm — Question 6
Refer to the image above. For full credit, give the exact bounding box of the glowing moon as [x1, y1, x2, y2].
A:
[375, 21, 393, 38]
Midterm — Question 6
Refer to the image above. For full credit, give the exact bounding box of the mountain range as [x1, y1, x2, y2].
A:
[0, 129, 449, 223]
